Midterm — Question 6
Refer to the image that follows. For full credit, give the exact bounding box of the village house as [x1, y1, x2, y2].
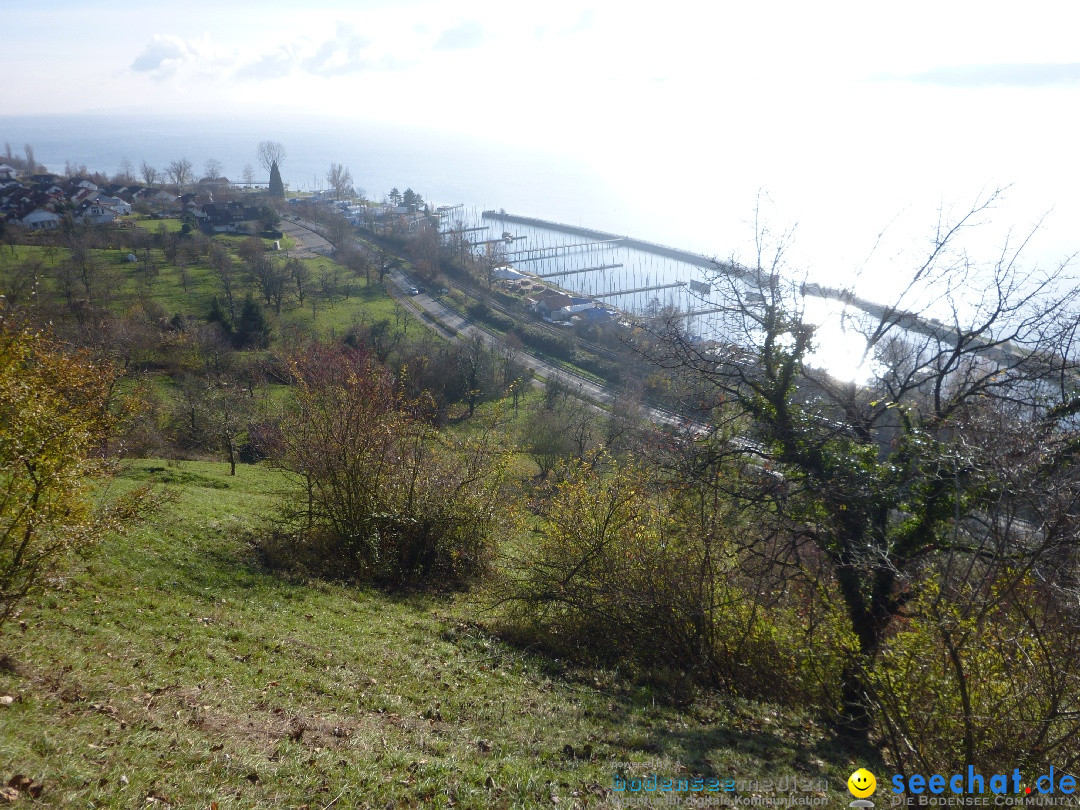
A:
[20, 208, 61, 229]
[75, 200, 122, 225]
[201, 201, 260, 234]
[94, 195, 132, 215]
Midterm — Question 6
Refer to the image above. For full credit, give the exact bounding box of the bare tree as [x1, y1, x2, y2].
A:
[256, 141, 286, 174]
[203, 158, 223, 180]
[326, 163, 354, 199]
[325, 210, 353, 250]
[23, 144, 36, 173]
[209, 243, 237, 318]
[238, 237, 289, 313]
[117, 157, 136, 184]
[375, 244, 400, 284]
[166, 158, 193, 193]
[208, 377, 252, 476]
[646, 189, 1080, 754]
[140, 161, 159, 187]
[242, 164, 255, 187]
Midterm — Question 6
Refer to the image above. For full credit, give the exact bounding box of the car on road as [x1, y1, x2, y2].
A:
[407, 286, 420, 296]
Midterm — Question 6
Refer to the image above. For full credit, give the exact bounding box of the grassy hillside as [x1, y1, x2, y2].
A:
[0, 217, 870, 806]
[0, 460, 853, 808]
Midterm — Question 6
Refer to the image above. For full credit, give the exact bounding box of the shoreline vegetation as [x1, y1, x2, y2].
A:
[1, 156, 1079, 806]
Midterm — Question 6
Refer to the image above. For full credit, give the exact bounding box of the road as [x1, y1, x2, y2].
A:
[280, 218, 334, 259]
[280, 216, 695, 428]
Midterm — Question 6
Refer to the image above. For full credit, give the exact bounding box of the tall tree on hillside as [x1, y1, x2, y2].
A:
[257, 141, 287, 174]
[644, 189, 1080, 751]
[203, 158, 223, 180]
[268, 162, 285, 198]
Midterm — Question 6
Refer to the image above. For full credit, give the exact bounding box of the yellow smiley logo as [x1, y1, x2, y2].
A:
[848, 768, 877, 798]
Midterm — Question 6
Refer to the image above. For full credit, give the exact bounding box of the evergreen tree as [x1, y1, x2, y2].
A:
[207, 297, 234, 338]
[257, 205, 281, 232]
[234, 294, 272, 349]
[268, 161, 285, 198]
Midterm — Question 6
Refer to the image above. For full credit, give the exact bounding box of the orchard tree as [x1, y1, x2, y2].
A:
[238, 237, 287, 312]
[288, 258, 311, 305]
[209, 243, 238, 317]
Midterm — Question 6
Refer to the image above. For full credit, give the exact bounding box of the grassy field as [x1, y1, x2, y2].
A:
[0, 460, 855, 808]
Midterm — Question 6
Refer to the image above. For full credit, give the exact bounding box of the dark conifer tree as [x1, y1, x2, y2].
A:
[234, 294, 271, 349]
[268, 161, 285, 198]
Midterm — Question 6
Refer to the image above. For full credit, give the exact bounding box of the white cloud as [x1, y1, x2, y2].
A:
[897, 63, 1080, 87]
[234, 46, 300, 80]
[130, 34, 199, 78]
[432, 20, 484, 51]
[302, 23, 375, 76]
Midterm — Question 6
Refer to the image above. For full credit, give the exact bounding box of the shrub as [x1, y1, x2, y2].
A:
[263, 343, 510, 589]
[0, 309, 151, 629]
[496, 450, 853, 702]
[868, 571, 1080, 772]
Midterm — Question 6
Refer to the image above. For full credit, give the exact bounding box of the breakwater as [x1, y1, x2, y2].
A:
[481, 211, 742, 277]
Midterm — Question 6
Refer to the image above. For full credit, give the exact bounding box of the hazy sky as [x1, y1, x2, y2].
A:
[5, 0, 1080, 270]
[8, 1, 1080, 135]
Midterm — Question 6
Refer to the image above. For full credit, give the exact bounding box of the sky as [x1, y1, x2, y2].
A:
[4, 0, 1080, 277]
